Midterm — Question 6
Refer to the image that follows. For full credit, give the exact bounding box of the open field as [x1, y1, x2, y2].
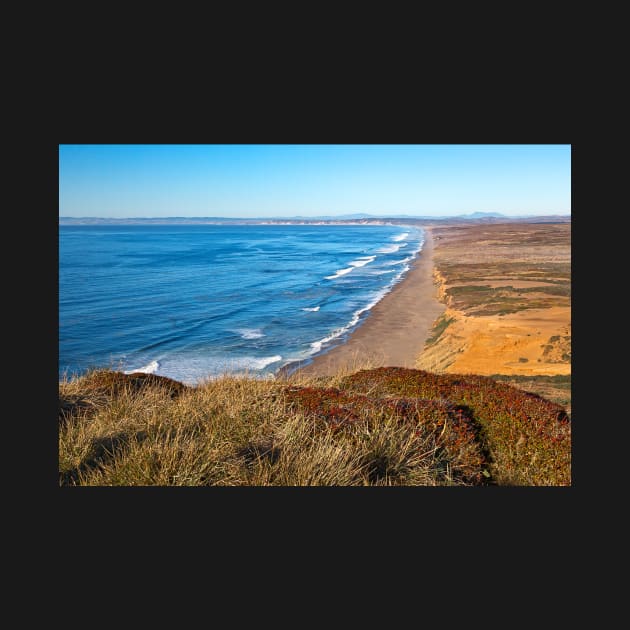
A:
[417, 223, 571, 383]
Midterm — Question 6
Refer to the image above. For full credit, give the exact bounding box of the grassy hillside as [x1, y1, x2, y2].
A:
[488, 374, 571, 416]
[59, 367, 570, 486]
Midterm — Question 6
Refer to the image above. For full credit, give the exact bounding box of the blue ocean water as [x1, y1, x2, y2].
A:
[59, 224, 424, 384]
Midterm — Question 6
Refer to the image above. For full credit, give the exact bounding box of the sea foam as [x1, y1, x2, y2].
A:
[349, 256, 376, 267]
[384, 255, 414, 266]
[235, 328, 265, 339]
[249, 355, 283, 369]
[309, 289, 390, 355]
[376, 244, 402, 254]
[325, 267, 354, 280]
[308, 237, 423, 355]
[124, 360, 160, 375]
[392, 232, 409, 242]
[153, 355, 283, 385]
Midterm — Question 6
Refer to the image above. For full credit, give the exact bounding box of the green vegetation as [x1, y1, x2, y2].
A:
[541, 334, 571, 363]
[425, 315, 456, 346]
[341, 368, 570, 486]
[489, 374, 571, 385]
[446, 285, 495, 295]
[444, 283, 569, 316]
[432, 224, 570, 318]
[59, 367, 571, 486]
[439, 262, 571, 286]
[488, 374, 571, 414]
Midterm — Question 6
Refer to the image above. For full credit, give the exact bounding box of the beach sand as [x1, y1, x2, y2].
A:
[289, 227, 444, 377]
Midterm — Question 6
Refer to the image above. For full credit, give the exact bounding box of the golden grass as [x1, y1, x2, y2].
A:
[60, 369, 475, 486]
[59, 365, 570, 486]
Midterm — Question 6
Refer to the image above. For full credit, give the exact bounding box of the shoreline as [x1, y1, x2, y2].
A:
[282, 226, 444, 378]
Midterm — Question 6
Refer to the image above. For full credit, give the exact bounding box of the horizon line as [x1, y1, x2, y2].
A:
[59, 212, 572, 220]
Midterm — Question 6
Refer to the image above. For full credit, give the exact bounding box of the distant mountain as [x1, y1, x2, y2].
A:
[461, 211, 506, 218]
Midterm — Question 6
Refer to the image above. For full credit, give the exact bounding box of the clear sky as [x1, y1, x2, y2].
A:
[59, 144, 571, 218]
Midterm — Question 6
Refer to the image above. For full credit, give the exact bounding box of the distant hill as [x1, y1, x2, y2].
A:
[464, 211, 506, 218]
[59, 212, 570, 225]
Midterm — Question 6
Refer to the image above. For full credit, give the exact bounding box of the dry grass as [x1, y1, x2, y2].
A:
[58, 369, 465, 486]
[59, 366, 570, 486]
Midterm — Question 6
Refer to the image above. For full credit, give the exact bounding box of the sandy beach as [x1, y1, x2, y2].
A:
[288, 227, 444, 377]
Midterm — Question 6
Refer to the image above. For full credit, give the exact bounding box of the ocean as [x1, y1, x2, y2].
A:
[59, 224, 424, 384]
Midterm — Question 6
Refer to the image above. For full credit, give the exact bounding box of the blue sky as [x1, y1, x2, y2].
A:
[59, 144, 571, 218]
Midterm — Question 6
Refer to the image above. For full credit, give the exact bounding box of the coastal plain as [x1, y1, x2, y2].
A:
[417, 222, 571, 376]
[294, 220, 571, 410]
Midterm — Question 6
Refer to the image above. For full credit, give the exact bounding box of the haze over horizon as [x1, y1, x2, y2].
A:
[59, 144, 571, 219]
